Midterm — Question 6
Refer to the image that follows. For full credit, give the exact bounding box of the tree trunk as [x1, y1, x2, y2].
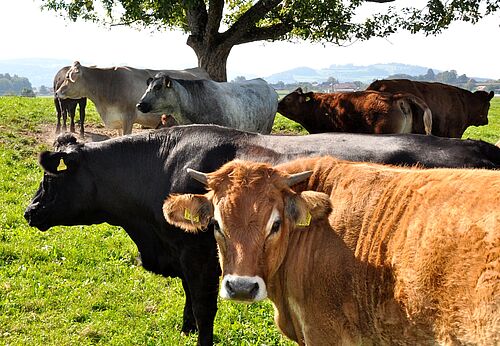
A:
[187, 36, 232, 82]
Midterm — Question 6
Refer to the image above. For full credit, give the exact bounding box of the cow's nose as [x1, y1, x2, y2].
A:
[23, 208, 31, 222]
[225, 279, 259, 301]
[136, 102, 151, 113]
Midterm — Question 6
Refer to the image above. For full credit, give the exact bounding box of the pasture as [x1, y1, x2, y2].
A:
[0, 96, 499, 345]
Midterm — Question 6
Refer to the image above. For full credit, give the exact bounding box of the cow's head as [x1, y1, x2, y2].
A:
[56, 61, 85, 99]
[163, 160, 332, 303]
[277, 87, 314, 122]
[470, 90, 494, 126]
[24, 134, 98, 231]
[136, 73, 176, 114]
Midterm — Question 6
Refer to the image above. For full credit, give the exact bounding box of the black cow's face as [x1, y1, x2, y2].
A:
[24, 150, 96, 231]
[470, 90, 494, 126]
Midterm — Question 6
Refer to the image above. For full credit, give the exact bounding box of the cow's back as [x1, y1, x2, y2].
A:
[368, 79, 473, 137]
[296, 158, 500, 344]
[275, 157, 499, 343]
[174, 78, 277, 134]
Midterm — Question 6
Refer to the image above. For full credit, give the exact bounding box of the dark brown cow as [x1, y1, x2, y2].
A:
[367, 79, 494, 138]
[54, 66, 87, 136]
[277, 87, 432, 135]
[165, 157, 499, 345]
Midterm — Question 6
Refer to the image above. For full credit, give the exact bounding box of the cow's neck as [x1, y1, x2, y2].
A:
[84, 137, 167, 226]
[80, 67, 120, 111]
[266, 219, 358, 344]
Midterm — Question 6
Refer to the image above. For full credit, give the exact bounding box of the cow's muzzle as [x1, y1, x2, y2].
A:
[24, 203, 50, 231]
[220, 274, 267, 302]
[136, 102, 152, 113]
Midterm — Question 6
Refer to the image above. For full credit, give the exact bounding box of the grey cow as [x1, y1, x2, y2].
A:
[136, 73, 278, 134]
[55, 61, 210, 135]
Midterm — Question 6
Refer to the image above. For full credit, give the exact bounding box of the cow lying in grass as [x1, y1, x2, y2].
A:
[165, 157, 499, 345]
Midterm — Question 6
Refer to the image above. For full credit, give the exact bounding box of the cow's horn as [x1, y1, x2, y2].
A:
[68, 71, 75, 83]
[187, 168, 208, 185]
[286, 171, 313, 187]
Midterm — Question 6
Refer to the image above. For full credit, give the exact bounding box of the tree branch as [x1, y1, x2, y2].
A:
[206, 0, 224, 44]
[184, 0, 208, 38]
[236, 23, 294, 45]
[223, 0, 283, 45]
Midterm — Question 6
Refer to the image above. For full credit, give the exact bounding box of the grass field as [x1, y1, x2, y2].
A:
[0, 96, 499, 345]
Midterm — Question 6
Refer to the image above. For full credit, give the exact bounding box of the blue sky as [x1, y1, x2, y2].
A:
[2, 0, 500, 79]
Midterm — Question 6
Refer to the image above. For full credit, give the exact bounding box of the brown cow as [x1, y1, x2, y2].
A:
[367, 79, 494, 138]
[164, 157, 500, 345]
[277, 87, 432, 135]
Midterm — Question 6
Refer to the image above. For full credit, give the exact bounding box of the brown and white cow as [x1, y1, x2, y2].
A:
[277, 87, 432, 135]
[367, 79, 494, 138]
[164, 157, 500, 345]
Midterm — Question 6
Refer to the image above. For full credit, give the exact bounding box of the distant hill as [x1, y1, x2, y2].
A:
[0, 58, 493, 88]
[0, 58, 75, 88]
[264, 63, 440, 84]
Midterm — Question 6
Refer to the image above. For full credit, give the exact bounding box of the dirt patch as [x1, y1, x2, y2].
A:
[37, 123, 147, 146]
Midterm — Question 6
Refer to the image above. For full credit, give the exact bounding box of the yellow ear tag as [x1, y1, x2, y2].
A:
[184, 209, 200, 223]
[305, 96, 311, 102]
[57, 158, 67, 171]
[296, 212, 312, 227]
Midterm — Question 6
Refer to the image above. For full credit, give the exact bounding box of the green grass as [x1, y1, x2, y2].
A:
[0, 96, 499, 346]
[0, 96, 291, 346]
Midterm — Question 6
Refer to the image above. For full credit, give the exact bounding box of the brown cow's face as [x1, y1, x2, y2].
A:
[56, 62, 84, 99]
[163, 160, 331, 303]
[470, 91, 494, 126]
[277, 87, 313, 122]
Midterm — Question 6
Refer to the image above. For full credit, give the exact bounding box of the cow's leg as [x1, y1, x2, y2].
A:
[55, 97, 62, 134]
[180, 279, 198, 335]
[69, 104, 77, 133]
[123, 119, 134, 135]
[79, 99, 86, 138]
[61, 106, 68, 132]
[181, 244, 220, 346]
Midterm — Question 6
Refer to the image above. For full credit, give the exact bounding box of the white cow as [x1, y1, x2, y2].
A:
[136, 73, 278, 134]
[55, 61, 209, 135]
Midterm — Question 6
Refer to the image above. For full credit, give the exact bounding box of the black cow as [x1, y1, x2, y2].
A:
[54, 66, 87, 137]
[24, 125, 500, 345]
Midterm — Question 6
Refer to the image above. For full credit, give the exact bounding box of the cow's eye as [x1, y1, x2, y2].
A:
[154, 84, 162, 91]
[270, 220, 281, 234]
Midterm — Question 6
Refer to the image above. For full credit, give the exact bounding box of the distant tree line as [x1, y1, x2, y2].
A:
[387, 69, 500, 93]
[267, 77, 367, 93]
[0, 73, 34, 96]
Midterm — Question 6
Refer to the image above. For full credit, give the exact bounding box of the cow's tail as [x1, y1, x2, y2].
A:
[403, 94, 433, 135]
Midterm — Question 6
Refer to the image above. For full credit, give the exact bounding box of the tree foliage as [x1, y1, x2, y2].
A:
[0, 73, 33, 96]
[40, 0, 500, 81]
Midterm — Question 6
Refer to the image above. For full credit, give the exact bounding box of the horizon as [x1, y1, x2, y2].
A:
[2, 0, 500, 81]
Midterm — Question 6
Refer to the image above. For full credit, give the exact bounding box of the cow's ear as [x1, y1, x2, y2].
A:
[299, 92, 313, 103]
[39, 151, 79, 175]
[285, 191, 331, 228]
[489, 91, 495, 100]
[294, 87, 303, 94]
[163, 194, 213, 233]
[72, 61, 81, 73]
[164, 76, 172, 88]
[146, 77, 153, 86]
